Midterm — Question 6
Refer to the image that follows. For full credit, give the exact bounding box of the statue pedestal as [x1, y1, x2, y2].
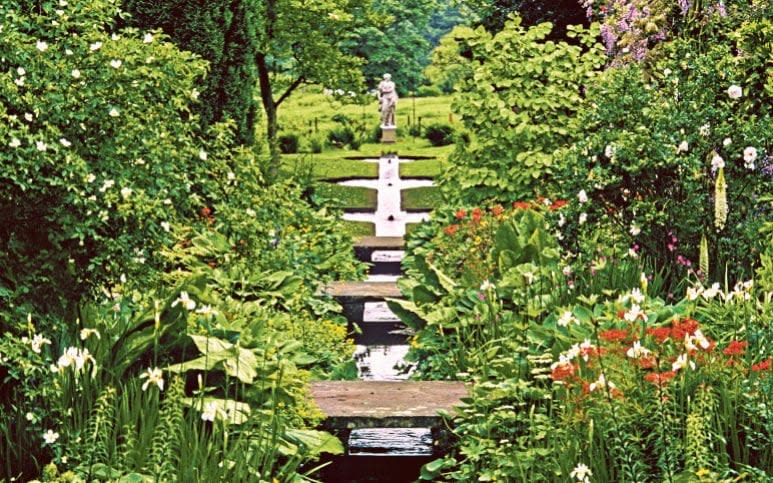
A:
[381, 126, 397, 144]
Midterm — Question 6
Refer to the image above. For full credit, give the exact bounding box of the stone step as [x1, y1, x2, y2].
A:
[320, 281, 403, 301]
[310, 381, 467, 429]
[354, 236, 404, 262]
[320, 281, 404, 322]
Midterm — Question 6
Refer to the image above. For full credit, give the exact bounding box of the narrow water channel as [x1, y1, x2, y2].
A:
[339, 156, 432, 237]
[319, 156, 436, 483]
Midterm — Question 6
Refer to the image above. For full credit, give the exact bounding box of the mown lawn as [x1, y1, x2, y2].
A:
[314, 183, 377, 210]
[274, 87, 460, 178]
[402, 186, 444, 211]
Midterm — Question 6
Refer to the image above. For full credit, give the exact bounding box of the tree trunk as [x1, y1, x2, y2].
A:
[256, 53, 279, 180]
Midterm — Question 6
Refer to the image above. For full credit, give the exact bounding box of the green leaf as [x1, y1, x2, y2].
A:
[285, 429, 344, 456]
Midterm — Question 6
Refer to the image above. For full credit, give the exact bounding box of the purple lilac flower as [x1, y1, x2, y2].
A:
[617, 19, 630, 33]
[600, 24, 617, 53]
[678, 0, 691, 14]
[761, 156, 773, 177]
[632, 41, 647, 61]
[717, 1, 727, 17]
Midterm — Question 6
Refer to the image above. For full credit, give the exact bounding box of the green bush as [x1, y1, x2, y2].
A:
[0, 0, 221, 318]
[327, 126, 355, 148]
[425, 123, 455, 146]
[278, 132, 300, 154]
[553, 20, 773, 285]
[439, 18, 604, 205]
[416, 84, 443, 97]
[307, 134, 325, 153]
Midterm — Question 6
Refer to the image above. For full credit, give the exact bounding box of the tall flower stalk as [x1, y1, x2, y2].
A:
[714, 168, 727, 231]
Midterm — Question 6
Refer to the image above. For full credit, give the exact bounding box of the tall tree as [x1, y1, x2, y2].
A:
[466, 0, 588, 38]
[124, 0, 259, 146]
[345, 0, 437, 95]
[257, 0, 374, 176]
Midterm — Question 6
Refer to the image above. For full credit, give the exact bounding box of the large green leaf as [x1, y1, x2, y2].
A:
[285, 429, 344, 456]
[386, 298, 426, 331]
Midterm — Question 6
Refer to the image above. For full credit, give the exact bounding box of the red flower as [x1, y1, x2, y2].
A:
[752, 358, 771, 372]
[471, 207, 482, 222]
[455, 209, 467, 220]
[638, 355, 657, 369]
[201, 206, 212, 217]
[444, 224, 460, 236]
[644, 371, 677, 387]
[599, 328, 629, 343]
[551, 363, 576, 381]
[513, 201, 531, 209]
[722, 340, 747, 357]
[671, 318, 699, 340]
[550, 199, 568, 211]
[491, 204, 505, 216]
[647, 326, 671, 344]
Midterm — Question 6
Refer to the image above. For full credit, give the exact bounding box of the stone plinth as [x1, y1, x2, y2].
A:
[381, 126, 397, 144]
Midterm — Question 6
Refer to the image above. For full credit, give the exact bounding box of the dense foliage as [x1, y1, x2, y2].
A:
[466, 0, 588, 37]
[123, 0, 259, 145]
[396, 205, 772, 481]
[439, 18, 605, 204]
[401, 1, 773, 481]
[0, 1, 362, 480]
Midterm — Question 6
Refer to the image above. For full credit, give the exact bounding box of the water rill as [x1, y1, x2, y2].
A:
[314, 155, 463, 482]
[339, 155, 432, 237]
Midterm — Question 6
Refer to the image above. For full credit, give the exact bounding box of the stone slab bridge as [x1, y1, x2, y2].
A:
[309, 380, 467, 453]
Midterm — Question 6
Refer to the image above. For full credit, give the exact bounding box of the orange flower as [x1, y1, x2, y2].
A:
[752, 358, 771, 372]
[513, 201, 530, 209]
[491, 204, 505, 216]
[550, 199, 568, 210]
[471, 207, 482, 222]
[644, 370, 677, 387]
[444, 224, 460, 236]
[647, 326, 671, 344]
[671, 318, 699, 340]
[638, 355, 657, 369]
[455, 209, 467, 220]
[550, 362, 576, 381]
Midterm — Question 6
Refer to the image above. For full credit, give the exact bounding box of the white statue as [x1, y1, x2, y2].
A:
[378, 73, 398, 127]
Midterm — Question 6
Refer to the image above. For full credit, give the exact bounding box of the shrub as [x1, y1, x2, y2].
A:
[424, 123, 455, 146]
[278, 132, 300, 154]
[438, 18, 604, 205]
[307, 135, 325, 154]
[416, 84, 443, 97]
[553, 20, 773, 285]
[327, 126, 355, 148]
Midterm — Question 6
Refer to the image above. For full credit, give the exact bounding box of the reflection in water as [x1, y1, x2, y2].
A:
[353, 345, 413, 380]
[348, 428, 433, 456]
